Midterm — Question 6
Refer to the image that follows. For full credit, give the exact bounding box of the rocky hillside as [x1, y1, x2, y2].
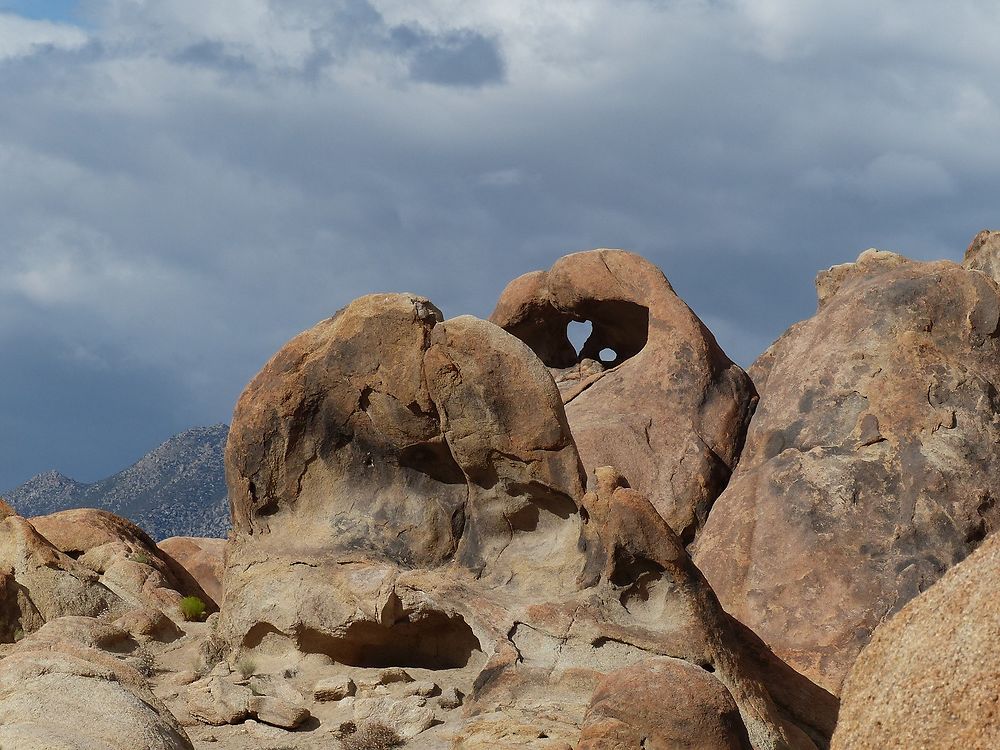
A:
[3, 424, 229, 540]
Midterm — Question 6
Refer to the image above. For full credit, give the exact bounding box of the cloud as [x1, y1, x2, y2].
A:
[0, 12, 87, 59]
[1, 0, 999, 488]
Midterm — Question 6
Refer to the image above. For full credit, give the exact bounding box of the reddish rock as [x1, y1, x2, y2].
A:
[578, 657, 751, 750]
[158, 536, 225, 608]
[30, 508, 197, 616]
[695, 244, 1000, 693]
[491, 249, 756, 541]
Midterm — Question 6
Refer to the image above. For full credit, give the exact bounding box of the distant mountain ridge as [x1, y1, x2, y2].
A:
[2, 424, 230, 541]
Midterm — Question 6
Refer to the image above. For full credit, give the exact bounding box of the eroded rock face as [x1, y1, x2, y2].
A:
[694, 246, 1000, 693]
[221, 290, 835, 749]
[224, 293, 585, 586]
[0, 617, 193, 750]
[831, 530, 1000, 749]
[491, 249, 756, 541]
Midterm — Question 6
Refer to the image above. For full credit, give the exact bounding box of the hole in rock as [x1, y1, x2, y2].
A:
[297, 611, 482, 670]
[598, 348, 617, 364]
[566, 320, 593, 355]
[398, 439, 465, 485]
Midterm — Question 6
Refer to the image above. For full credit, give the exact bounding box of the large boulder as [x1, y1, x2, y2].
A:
[578, 657, 751, 750]
[491, 249, 756, 541]
[0, 616, 193, 749]
[831, 530, 1000, 749]
[694, 245, 1000, 693]
[221, 288, 836, 749]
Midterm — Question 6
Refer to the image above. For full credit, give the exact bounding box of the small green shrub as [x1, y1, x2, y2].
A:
[129, 552, 153, 566]
[180, 596, 207, 622]
[340, 721, 405, 750]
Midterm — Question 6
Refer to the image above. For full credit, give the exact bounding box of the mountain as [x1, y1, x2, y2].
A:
[2, 424, 230, 540]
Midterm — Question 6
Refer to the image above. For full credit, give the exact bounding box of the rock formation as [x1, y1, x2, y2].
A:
[491, 249, 756, 541]
[0, 500, 126, 640]
[694, 245, 1000, 693]
[831, 528, 1000, 749]
[221, 291, 834, 748]
[0, 617, 193, 749]
[30, 507, 214, 621]
[12, 239, 1000, 747]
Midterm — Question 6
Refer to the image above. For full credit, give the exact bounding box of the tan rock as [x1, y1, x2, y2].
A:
[30, 508, 197, 617]
[186, 675, 252, 725]
[0, 513, 125, 633]
[0, 617, 192, 749]
[831, 530, 1000, 749]
[115, 606, 183, 643]
[695, 246, 1000, 693]
[353, 695, 435, 739]
[314, 675, 356, 701]
[963, 228, 1000, 283]
[491, 249, 756, 541]
[248, 695, 310, 729]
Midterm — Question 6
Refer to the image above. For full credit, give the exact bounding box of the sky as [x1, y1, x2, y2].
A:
[0, 0, 998, 490]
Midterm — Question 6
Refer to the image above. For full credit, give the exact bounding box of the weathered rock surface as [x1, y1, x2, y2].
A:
[158, 536, 226, 608]
[0, 616, 193, 750]
[831, 530, 1000, 749]
[30, 508, 202, 619]
[695, 245, 1000, 693]
[578, 657, 751, 750]
[963, 228, 1000, 283]
[221, 290, 835, 749]
[491, 249, 756, 541]
[0, 502, 126, 640]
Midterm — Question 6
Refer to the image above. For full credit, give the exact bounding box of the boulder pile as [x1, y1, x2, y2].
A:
[4, 233, 1000, 748]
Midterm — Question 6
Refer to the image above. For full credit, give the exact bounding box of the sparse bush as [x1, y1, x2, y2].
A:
[180, 596, 207, 622]
[129, 552, 153, 566]
[237, 657, 256, 679]
[340, 721, 405, 750]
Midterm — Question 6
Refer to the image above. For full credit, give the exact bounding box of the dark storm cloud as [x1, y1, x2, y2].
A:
[394, 26, 505, 87]
[0, 0, 999, 489]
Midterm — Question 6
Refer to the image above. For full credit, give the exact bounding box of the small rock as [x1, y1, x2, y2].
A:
[171, 670, 199, 686]
[375, 667, 413, 686]
[354, 695, 434, 739]
[187, 676, 252, 725]
[402, 680, 438, 698]
[314, 676, 356, 702]
[248, 674, 304, 703]
[249, 695, 310, 729]
[437, 687, 463, 710]
[114, 606, 183, 643]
